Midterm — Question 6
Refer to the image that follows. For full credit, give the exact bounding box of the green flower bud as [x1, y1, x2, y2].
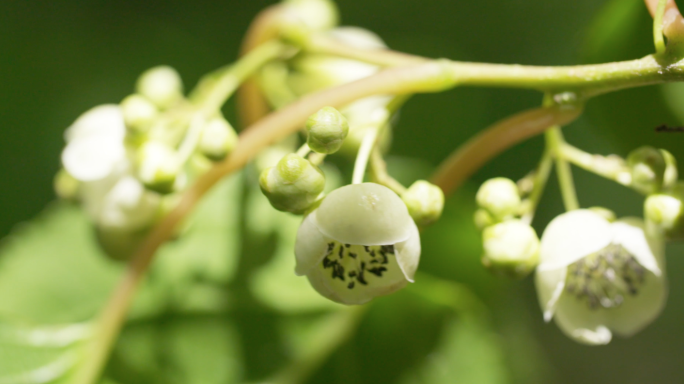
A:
[481, 220, 540, 279]
[259, 153, 325, 213]
[627, 146, 668, 194]
[199, 117, 238, 161]
[136, 66, 183, 110]
[661, 149, 678, 189]
[645, 182, 684, 240]
[588, 206, 616, 222]
[401, 180, 444, 226]
[136, 142, 181, 194]
[282, 0, 339, 34]
[474, 208, 495, 231]
[305, 106, 349, 154]
[95, 226, 148, 261]
[120, 94, 158, 134]
[54, 169, 80, 201]
[476, 177, 521, 220]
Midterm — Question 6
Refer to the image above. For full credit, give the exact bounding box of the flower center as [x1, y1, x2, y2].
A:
[321, 242, 396, 290]
[565, 244, 646, 309]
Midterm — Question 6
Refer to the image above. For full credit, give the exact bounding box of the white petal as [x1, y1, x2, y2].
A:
[294, 212, 330, 276]
[64, 105, 125, 143]
[61, 136, 126, 181]
[553, 292, 612, 345]
[314, 183, 413, 246]
[538, 210, 611, 271]
[611, 218, 663, 276]
[98, 176, 159, 231]
[534, 267, 567, 322]
[605, 268, 667, 337]
[394, 220, 421, 282]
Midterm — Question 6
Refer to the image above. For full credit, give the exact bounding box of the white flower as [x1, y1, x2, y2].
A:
[535, 209, 667, 345]
[294, 183, 421, 305]
[61, 105, 127, 182]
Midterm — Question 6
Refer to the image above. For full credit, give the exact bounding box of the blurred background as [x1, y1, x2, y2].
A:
[2, 0, 684, 383]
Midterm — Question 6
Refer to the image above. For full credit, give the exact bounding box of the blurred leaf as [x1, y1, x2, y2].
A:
[247, 184, 342, 313]
[108, 315, 242, 384]
[397, 316, 510, 384]
[0, 321, 88, 384]
[580, 0, 647, 64]
[0, 174, 242, 324]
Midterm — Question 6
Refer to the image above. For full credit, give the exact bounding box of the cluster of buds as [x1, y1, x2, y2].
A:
[55, 66, 238, 259]
[257, 103, 445, 304]
[474, 177, 540, 279]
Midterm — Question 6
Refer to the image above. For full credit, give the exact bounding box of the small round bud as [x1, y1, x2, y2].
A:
[401, 180, 444, 226]
[476, 177, 521, 220]
[120, 94, 158, 133]
[474, 208, 495, 231]
[199, 117, 238, 161]
[661, 149, 678, 189]
[95, 226, 148, 261]
[136, 142, 181, 194]
[588, 206, 616, 222]
[305, 106, 349, 154]
[481, 220, 540, 279]
[136, 66, 183, 110]
[627, 146, 667, 194]
[259, 153, 325, 214]
[282, 0, 339, 33]
[54, 169, 80, 201]
[645, 183, 684, 240]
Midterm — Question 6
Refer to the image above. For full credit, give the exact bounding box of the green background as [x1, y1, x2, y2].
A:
[2, 0, 684, 383]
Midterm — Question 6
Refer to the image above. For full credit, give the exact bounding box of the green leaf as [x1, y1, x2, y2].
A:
[397, 316, 510, 384]
[0, 321, 88, 384]
[108, 315, 242, 384]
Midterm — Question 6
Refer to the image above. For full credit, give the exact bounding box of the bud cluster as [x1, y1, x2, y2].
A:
[55, 66, 239, 260]
[474, 177, 540, 278]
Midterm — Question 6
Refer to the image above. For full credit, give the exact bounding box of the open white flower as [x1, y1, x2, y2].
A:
[295, 183, 420, 305]
[535, 209, 666, 345]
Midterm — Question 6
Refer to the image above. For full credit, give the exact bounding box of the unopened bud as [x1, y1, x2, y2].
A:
[474, 208, 495, 231]
[481, 220, 540, 279]
[120, 94, 158, 133]
[136, 66, 183, 110]
[588, 206, 616, 222]
[259, 153, 325, 213]
[95, 226, 147, 261]
[627, 146, 668, 194]
[476, 177, 521, 220]
[282, 0, 339, 33]
[199, 117, 238, 161]
[661, 149, 678, 189]
[645, 183, 684, 240]
[401, 180, 444, 226]
[54, 169, 80, 201]
[136, 142, 181, 194]
[305, 106, 349, 154]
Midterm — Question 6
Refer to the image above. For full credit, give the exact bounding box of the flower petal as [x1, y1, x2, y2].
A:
[553, 292, 612, 345]
[534, 267, 567, 322]
[61, 136, 126, 182]
[394, 220, 421, 282]
[611, 218, 663, 276]
[538, 210, 611, 271]
[294, 212, 330, 276]
[605, 268, 667, 337]
[314, 183, 413, 246]
[64, 105, 125, 143]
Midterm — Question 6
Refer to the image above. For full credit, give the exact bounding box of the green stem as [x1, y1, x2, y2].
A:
[352, 126, 380, 184]
[266, 307, 367, 384]
[546, 127, 579, 211]
[72, 39, 290, 384]
[655, 0, 668, 54]
[370, 150, 407, 195]
[521, 149, 553, 224]
[296, 143, 311, 157]
[559, 143, 632, 187]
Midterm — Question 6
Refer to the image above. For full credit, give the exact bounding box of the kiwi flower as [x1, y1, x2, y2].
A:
[294, 183, 421, 305]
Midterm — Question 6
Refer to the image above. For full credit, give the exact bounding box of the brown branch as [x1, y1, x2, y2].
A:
[431, 106, 583, 197]
[236, 5, 285, 128]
